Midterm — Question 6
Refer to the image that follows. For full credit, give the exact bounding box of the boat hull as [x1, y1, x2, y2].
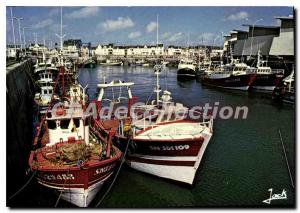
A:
[29, 147, 122, 207]
[252, 73, 283, 91]
[83, 63, 96, 68]
[177, 68, 196, 78]
[115, 128, 212, 184]
[201, 74, 256, 91]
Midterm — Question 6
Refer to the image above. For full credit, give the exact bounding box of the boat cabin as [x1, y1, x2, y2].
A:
[46, 103, 92, 146]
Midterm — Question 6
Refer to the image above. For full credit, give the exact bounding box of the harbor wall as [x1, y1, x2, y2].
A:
[6, 59, 35, 200]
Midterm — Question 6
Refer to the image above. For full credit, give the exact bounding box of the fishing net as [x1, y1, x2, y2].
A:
[57, 142, 102, 163]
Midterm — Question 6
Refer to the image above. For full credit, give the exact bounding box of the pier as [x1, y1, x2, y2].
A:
[6, 59, 35, 200]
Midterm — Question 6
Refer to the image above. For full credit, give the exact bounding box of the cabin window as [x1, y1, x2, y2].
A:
[43, 90, 48, 94]
[47, 120, 56, 129]
[160, 113, 169, 123]
[49, 89, 53, 94]
[60, 119, 70, 129]
[73, 118, 80, 128]
[169, 112, 177, 121]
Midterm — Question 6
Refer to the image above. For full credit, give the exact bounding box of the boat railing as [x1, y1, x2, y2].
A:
[131, 110, 213, 137]
[272, 69, 285, 74]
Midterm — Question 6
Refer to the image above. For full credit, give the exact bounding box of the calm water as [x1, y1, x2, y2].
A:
[10, 65, 295, 208]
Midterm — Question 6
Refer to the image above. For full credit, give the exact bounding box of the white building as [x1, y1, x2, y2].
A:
[166, 46, 182, 56]
[95, 44, 164, 57]
[63, 45, 79, 59]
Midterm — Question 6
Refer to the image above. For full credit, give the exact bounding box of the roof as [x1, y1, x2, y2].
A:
[242, 24, 280, 29]
[232, 29, 248, 33]
[274, 16, 294, 20]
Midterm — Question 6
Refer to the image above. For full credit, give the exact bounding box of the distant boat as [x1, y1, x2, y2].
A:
[201, 63, 257, 91]
[272, 68, 294, 104]
[99, 59, 123, 66]
[252, 50, 285, 91]
[133, 59, 149, 67]
[82, 59, 96, 68]
[177, 59, 197, 78]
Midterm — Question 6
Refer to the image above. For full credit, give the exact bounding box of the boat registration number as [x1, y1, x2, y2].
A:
[95, 164, 114, 175]
[149, 145, 190, 151]
[43, 173, 75, 180]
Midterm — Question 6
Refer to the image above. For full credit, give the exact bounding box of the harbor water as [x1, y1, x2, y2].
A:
[9, 65, 295, 207]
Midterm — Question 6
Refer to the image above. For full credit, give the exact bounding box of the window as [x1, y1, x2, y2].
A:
[60, 119, 70, 129]
[43, 90, 48, 95]
[73, 118, 80, 128]
[47, 120, 56, 129]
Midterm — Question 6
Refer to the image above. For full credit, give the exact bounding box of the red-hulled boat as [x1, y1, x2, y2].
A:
[94, 65, 213, 184]
[201, 63, 257, 91]
[29, 70, 122, 207]
[251, 50, 285, 91]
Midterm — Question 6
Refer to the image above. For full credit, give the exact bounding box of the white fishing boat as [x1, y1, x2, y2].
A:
[95, 65, 213, 184]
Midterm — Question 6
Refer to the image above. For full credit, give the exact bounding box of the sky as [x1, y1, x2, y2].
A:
[6, 6, 294, 47]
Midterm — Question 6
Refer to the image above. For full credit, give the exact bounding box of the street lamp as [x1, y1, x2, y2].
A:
[22, 27, 31, 56]
[220, 31, 224, 65]
[13, 16, 23, 50]
[10, 7, 16, 52]
[250, 18, 263, 58]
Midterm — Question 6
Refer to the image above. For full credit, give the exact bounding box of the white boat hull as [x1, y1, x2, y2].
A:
[38, 173, 112, 207]
[126, 130, 212, 184]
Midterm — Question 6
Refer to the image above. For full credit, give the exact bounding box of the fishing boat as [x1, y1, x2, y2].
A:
[34, 57, 59, 78]
[99, 59, 123, 66]
[34, 71, 59, 109]
[252, 50, 285, 91]
[133, 59, 150, 67]
[201, 62, 257, 91]
[177, 58, 197, 78]
[95, 65, 213, 184]
[82, 58, 96, 68]
[272, 68, 294, 104]
[29, 69, 122, 207]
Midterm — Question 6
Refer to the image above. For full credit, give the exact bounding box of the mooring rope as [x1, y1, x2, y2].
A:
[278, 128, 294, 188]
[54, 167, 71, 207]
[8, 170, 37, 200]
[95, 138, 131, 207]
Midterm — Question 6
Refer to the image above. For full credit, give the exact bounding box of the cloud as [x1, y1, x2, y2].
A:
[128, 31, 142, 39]
[65, 7, 100, 19]
[161, 32, 171, 39]
[199, 32, 215, 42]
[98, 17, 135, 32]
[224, 11, 249, 21]
[146, 21, 158, 33]
[167, 32, 183, 42]
[48, 8, 60, 17]
[33, 19, 54, 29]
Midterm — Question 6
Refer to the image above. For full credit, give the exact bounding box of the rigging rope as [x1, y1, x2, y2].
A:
[8, 170, 37, 200]
[95, 137, 132, 207]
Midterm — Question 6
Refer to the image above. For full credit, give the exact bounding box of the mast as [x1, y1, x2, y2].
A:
[55, 7, 66, 65]
[156, 14, 159, 45]
[256, 49, 261, 68]
[154, 66, 161, 106]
